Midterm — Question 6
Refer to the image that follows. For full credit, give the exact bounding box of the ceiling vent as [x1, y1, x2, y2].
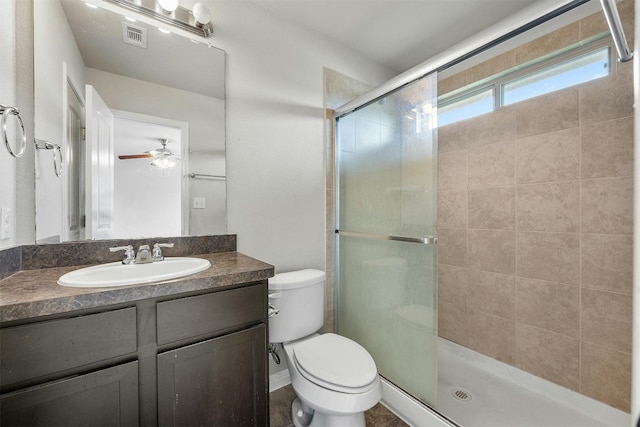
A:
[122, 22, 147, 48]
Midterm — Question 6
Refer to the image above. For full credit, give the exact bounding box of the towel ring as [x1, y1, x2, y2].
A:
[35, 139, 63, 178]
[0, 104, 27, 158]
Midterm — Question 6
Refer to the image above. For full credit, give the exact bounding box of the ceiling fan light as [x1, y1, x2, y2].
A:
[151, 155, 177, 168]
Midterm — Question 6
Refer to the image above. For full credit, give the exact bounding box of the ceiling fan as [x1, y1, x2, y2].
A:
[118, 139, 180, 168]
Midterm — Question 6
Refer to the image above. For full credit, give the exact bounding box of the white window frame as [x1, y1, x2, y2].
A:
[438, 36, 613, 126]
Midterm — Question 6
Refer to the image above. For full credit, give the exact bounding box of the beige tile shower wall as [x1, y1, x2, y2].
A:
[437, 0, 634, 412]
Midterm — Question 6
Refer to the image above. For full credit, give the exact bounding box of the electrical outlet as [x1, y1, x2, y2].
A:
[1, 208, 10, 240]
[193, 197, 206, 209]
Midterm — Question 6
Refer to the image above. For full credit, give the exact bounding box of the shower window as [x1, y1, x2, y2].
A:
[438, 87, 494, 127]
[501, 46, 610, 106]
[438, 40, 611, 126]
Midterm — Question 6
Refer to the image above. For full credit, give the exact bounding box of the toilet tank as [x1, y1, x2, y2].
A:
[268, 269, 325, 343]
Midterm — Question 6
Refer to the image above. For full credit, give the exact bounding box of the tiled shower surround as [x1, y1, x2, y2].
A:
[437, 0, 634, 412]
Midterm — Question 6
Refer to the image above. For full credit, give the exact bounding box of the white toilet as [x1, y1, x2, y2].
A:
[269, 269, 382, 427]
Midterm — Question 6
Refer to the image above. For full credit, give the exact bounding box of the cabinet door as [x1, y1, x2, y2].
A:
[0, 361, 138, 426]
[157, 325, 267, 427]
[1, 307, 137, 389]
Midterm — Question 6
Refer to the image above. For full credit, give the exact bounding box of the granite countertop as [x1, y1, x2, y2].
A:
[0, 252, 274, 323]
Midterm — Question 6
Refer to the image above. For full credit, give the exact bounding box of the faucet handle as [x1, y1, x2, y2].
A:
[110, 245, 135, 265]
[152, 242, 174, 262]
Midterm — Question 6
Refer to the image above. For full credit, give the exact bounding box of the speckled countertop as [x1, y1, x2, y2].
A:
[0, 252, 274, 323]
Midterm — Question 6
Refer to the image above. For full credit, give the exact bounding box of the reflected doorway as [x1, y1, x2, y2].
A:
[64, 79, 85, 241]
[112, 111, 189, 239]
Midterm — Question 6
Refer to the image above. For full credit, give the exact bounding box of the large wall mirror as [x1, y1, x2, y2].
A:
[34, 0, 226, 244]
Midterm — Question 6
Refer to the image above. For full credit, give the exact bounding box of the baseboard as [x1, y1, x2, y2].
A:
[269, 369, 291, 393]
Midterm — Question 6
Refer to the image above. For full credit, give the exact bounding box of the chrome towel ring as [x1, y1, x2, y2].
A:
[0, 104, 27, 158]
[34, 139, 63, 178]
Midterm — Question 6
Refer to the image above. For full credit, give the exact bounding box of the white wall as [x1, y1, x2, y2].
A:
[15, 0, 394, 263]
[33, 0, 85, 242]
[2, 0, 36, 248]
[178, 0, 396, 272]
[0, 0, 17, 249]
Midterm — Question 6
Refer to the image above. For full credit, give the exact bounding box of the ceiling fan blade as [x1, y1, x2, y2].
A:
[118, 153, 154, 160]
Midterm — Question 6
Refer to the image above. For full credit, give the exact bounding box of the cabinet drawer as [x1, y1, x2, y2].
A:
[1, 307, 137, 388]
[156, 283, 266, 345]
[0, 361, 138, 426]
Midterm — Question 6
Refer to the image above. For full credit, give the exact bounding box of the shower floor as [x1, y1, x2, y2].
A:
[437, 339, 629, 427]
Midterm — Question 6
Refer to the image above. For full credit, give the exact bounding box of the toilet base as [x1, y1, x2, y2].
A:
[291, 397, 366, 427]
[292, 398, 313, 427]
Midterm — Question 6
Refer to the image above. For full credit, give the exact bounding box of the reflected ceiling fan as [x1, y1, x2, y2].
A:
[118, 139, 180, 168]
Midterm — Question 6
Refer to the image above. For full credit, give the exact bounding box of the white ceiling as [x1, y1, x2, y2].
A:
[249, 0, 545, 73]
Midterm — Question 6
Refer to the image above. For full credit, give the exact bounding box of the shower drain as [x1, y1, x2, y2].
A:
[450, 387, 473, 402]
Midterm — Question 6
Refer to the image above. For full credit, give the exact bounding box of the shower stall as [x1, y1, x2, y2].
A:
[332, 0, 635, 425]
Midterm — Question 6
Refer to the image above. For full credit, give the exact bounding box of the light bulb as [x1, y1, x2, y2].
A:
[157, 0, 178, 13]
[193, 2, 211, 26]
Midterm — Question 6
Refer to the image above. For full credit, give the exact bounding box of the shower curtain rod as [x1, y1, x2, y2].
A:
[600, 0, 634, 62]
[334, 0, 592, 118]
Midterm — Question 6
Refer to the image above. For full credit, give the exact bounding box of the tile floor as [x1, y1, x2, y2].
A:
[269, 385, 408, 427]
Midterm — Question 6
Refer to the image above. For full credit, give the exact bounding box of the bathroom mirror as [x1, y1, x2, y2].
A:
[34, 0, 226, 243]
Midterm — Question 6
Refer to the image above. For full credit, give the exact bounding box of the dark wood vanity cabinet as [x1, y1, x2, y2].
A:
[157, 325, 267, 426]
[0, 281, 269, 427]
[155, 283, 268, 426]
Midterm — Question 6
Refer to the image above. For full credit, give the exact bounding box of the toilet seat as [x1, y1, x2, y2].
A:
[292, 333, 378, 394]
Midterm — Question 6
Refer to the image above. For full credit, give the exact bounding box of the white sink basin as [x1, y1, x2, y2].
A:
[58, 257, 211, 288]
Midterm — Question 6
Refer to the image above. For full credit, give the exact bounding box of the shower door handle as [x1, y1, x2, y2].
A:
[336, 230, 438, 245]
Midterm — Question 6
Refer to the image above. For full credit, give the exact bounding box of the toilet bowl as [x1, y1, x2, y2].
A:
[268, 269, 382, 427]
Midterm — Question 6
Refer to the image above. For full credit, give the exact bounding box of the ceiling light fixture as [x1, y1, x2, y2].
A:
[103, 0, 213, 38]
[149, 139, 178, 168]
[150, 154, 177, 168]
[193, 3, 211, 30]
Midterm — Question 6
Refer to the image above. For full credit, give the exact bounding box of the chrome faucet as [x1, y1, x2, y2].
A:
[110, 245, 135, 265]
[152, 242, 174, 262]
[135, 245, 153, 264]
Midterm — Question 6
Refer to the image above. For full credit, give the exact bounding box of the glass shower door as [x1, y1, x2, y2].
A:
[336, 73, 438, 406]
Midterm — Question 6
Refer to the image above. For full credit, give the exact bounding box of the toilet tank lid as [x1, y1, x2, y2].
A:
[268, 269, 325, 290]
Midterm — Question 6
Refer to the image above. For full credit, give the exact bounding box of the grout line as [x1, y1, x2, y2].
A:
[513, 124, 520, 368]
[578, 71, 583, 395]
